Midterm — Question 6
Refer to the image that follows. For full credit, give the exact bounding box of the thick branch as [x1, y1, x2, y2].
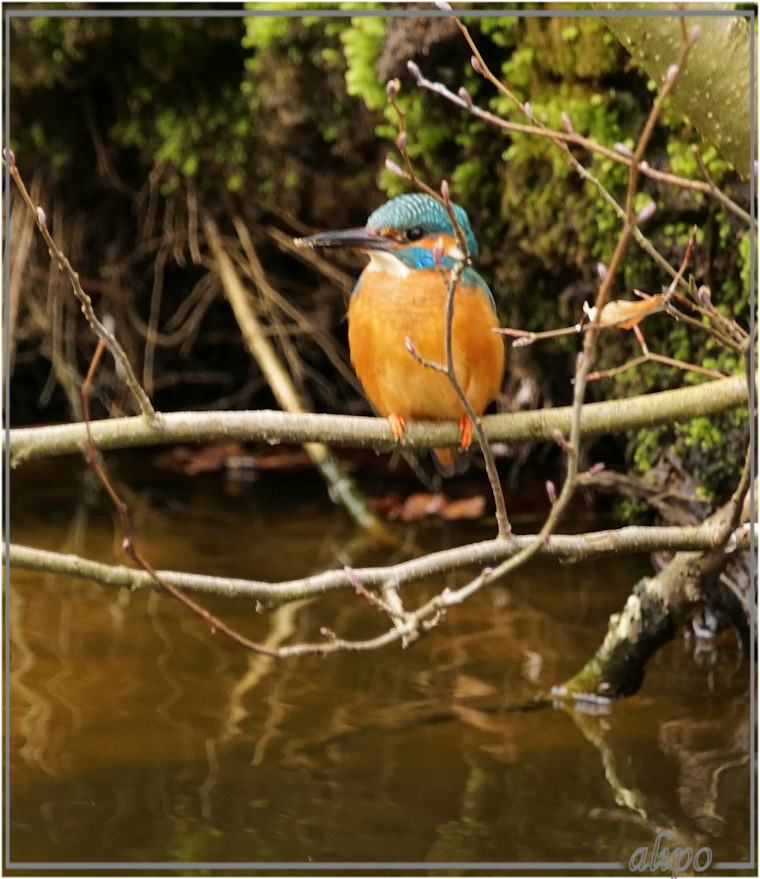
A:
[599, 10, 753, 176]
[6, 374, 748, 465]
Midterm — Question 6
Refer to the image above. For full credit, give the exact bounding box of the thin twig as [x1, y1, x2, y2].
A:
[388, 95, 511, 536]
[4, 154, 158, 423]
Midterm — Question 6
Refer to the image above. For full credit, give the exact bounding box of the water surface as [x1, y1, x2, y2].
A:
[7, 453, 752, 870]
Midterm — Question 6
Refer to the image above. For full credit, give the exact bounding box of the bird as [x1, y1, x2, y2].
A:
[294, 193, 505, 474]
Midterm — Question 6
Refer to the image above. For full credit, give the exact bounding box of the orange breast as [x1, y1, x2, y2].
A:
[347, 268, 504, 423]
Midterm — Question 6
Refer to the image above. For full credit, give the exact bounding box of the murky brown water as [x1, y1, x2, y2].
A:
[7, 453, 753, 871]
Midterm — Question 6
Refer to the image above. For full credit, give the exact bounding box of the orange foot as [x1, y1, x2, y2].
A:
[458, 414, 473, 450]
[388, 413, 406, 441]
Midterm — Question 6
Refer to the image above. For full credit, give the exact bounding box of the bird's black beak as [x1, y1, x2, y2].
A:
[294, 227, 391, 252]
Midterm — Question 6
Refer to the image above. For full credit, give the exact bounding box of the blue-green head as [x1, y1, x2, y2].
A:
[293, 193, 493, 306]
[366, 193, 479, 259]
[294, 193, 479, 268]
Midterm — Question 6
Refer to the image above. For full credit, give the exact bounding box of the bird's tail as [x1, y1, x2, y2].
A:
[432, 446, 473, 477]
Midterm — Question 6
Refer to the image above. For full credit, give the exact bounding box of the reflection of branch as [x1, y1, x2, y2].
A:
[3, 154, 158, 423]
[7, 373, 747, 465]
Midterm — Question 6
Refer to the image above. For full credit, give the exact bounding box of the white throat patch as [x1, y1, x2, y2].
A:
[364, 250, 412, 278]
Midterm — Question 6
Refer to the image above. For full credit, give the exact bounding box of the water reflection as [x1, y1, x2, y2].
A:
[8, 454, 752, 869]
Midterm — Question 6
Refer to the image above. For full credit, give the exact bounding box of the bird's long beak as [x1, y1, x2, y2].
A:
[294, 227, 391, 252]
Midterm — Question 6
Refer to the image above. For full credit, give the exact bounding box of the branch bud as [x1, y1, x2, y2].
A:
[406, 60, 422, 82]
[434, 0, 453, 9]
[385, 158, 405, 178]
[664, 63, 679, 84]
[524, 101, 535, 122]
[552, 429, 569, 450]
[386, 78, 400, 99]
[432, 237, 444, 265]
[596, 262, 608, 281]
[588, 462, 605, 477]
[697, 285, 712, 307]
[458, 86, 473, 110]
[3, 147, 15, 166]
[396, 131, 407, 153]
[613, 142, 633, 158]
[689, 24, 702, 45]
[561, 111, 574, 134]
[470, 54, 483, 75]
[404, 336, 417, 356]
[36, 206, 47, 227]
[440, 179, 450, 202]
[636, 201, 656, 224]
[545, 480, 557, 504]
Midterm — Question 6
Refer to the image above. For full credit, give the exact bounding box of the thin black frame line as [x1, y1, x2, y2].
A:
[4, 6, 754, 17]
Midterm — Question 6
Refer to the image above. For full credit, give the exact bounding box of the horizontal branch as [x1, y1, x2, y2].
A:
[6, 375, 748, 465]
[6, 522, 750, 607]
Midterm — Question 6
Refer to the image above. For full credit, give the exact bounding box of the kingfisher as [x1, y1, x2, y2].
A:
[295, 193, 505, 474]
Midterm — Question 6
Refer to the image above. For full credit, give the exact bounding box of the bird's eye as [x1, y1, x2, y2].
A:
[405, 226, 425, 242]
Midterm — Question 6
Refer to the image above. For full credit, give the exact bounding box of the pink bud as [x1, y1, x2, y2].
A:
[690, 25, 702, 44]
[470, 55, 483, 75]
[36, 206, 46, 226]
[385, 158, 405, 178]
[440, 180, 450, 202]
[3, 148, 15, 166]
[406, 60, 422, 81]
[697, 285, 712, 306]
[386, 78, 400, 99]
[596, 262, 608, 281]
[524, 101, 535, 122]
[432, 237, 444, 264]
[458, 86, 473, 110]
[636, 201, 656, 224]
[561, 112, 573, 134]
[396, 131, 407, 153]
[588, 462, 605, 476]
[614, 142, 633, 157]
[404, 336, 417, 356]
[665, 64, 679, 84]
[545, 480, 557, 504]
[435, 0, 452, 9]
